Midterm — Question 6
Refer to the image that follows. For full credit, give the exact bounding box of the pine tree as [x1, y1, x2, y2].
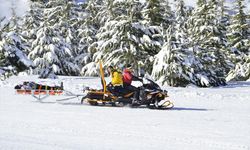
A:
[86, 0, 163, 75]
[186, 0, 228, 86]
[22, 1, 45, 54]
[83, 0, 105, 28]
[152, 0, 205, 87]
[55, 1, 82, 59]
[227, 0, 249, 56]
[152, 26, 194, 86]
[197, 0, 206, 7]
[90, 0, 116, 27]
[28, 0, 79, 76]
[218, 0, 234, 73]
[140, 0, 174, 73]
[0, 18, 6, 69]
[226, 0, 250, 81]
[74, 0, 116, 76]
[142, 0, 172, 27]
[77, 0, 100, 76]
[0, 1, 34, 73]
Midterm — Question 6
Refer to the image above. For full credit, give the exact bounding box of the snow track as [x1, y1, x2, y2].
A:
[0, 76, 250, 150]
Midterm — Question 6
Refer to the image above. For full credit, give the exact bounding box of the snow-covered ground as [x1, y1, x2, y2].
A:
[0, 75, 250, 150]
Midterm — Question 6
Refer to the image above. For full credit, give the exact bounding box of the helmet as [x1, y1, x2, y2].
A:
[125, 64, 133, 72]
[126, 64, 132, 69]
[107, 66, 115, 72]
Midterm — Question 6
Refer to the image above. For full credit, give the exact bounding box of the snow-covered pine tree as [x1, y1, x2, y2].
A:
[54, 0, 84, 63]
[218, 0, 230, 24]
[28, 0, 79, 76]
[226, 0, 250, 81]
[152, 26, 194, 86]
[142, 0, 173, 27]
[87, 0, 116, 28]
[174, 0, 189, 35]
[87, 0, 163, 75]
[77, 0, 100, 76]
[0, 19, 6, 75]
[218, 0, 234, 74]
[186, 0, 228, 86]
[67, 0, 111, 76]
[0, 1, 34, 74]
[0, 17, 6, 67]
[227, 0, 249, 56]
[197, 0, 206, 6]
[227, 0, 249, 70]
[226, 54, 250, 81]
[90, 0, 144, 68]
[140, 0, 174, 73]
[82, 0, 134, 75]
[152, 0, 202, 87]
[206, 0, 231, 76]
[22, 1, 44, 54]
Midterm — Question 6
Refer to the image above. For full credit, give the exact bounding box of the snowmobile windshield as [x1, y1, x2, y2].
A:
[143, 78, 161, 91]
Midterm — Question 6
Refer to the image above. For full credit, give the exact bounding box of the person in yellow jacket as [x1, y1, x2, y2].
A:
[107, 66, 124, 96]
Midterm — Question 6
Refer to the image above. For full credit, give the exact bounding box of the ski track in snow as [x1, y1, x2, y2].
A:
[0, 75, 250, 150]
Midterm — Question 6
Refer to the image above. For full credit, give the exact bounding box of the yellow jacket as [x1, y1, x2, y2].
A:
[111, 70, 123, 86]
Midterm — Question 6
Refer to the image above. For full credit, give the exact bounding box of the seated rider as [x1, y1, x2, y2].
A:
[123, 65, 142, 104]
[107, 66, 124, 96]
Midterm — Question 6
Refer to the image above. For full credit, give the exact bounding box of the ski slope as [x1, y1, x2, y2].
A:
[0, 75, 250, 150]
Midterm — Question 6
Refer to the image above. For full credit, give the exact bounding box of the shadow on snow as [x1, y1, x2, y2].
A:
[59, 102, 212, 111]
[222, 81, 250, 88]
[32, 100, 212, 111]
[170, 107, 212, 111]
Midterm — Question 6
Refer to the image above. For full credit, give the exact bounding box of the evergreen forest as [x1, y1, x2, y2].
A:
[1, 0, 250, 87]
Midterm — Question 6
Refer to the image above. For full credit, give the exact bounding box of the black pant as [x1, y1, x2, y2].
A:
[123, 84, 140, 101]
[107, 84, 124, 96]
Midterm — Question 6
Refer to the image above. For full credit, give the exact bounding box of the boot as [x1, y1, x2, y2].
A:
[131, 97, 140, 107]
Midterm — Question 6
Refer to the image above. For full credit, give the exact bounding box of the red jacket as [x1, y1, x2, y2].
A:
[123, 69, 133, 85]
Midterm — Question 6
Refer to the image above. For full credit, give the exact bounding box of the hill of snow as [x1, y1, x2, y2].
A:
[0, 75, 250, 150]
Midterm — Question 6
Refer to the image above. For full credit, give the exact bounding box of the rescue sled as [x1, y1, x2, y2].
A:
[15, 81, 64, 100]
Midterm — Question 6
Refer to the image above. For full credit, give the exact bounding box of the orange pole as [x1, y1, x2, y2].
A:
[99, 60, 107, 98]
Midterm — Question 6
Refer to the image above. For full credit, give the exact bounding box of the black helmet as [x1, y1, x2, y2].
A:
[108, 65, 114, 69]
[107, 66, 114, 72]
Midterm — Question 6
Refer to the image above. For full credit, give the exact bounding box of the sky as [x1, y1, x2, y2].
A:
[0, 0, 29, 20]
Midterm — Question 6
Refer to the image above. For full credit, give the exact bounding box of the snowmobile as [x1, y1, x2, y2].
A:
[81, 61, 173, 109]
[138, 77, 174, 109]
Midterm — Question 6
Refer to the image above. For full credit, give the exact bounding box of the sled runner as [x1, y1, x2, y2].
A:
[81, 61, 174, 109]
[16, 89, 63, 95]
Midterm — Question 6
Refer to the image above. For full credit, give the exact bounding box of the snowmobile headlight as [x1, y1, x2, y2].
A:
[147, 94, 152, 99]
[157, 93, 162, 97]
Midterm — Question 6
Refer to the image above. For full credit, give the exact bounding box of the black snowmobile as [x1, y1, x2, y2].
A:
[138, 77, 174, 109]
[81, 61, 173, 109]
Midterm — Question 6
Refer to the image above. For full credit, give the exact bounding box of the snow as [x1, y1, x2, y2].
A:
[15, 49, 35, 68]
[0, 75, 250, 150]
[0, 69, 4, 75]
